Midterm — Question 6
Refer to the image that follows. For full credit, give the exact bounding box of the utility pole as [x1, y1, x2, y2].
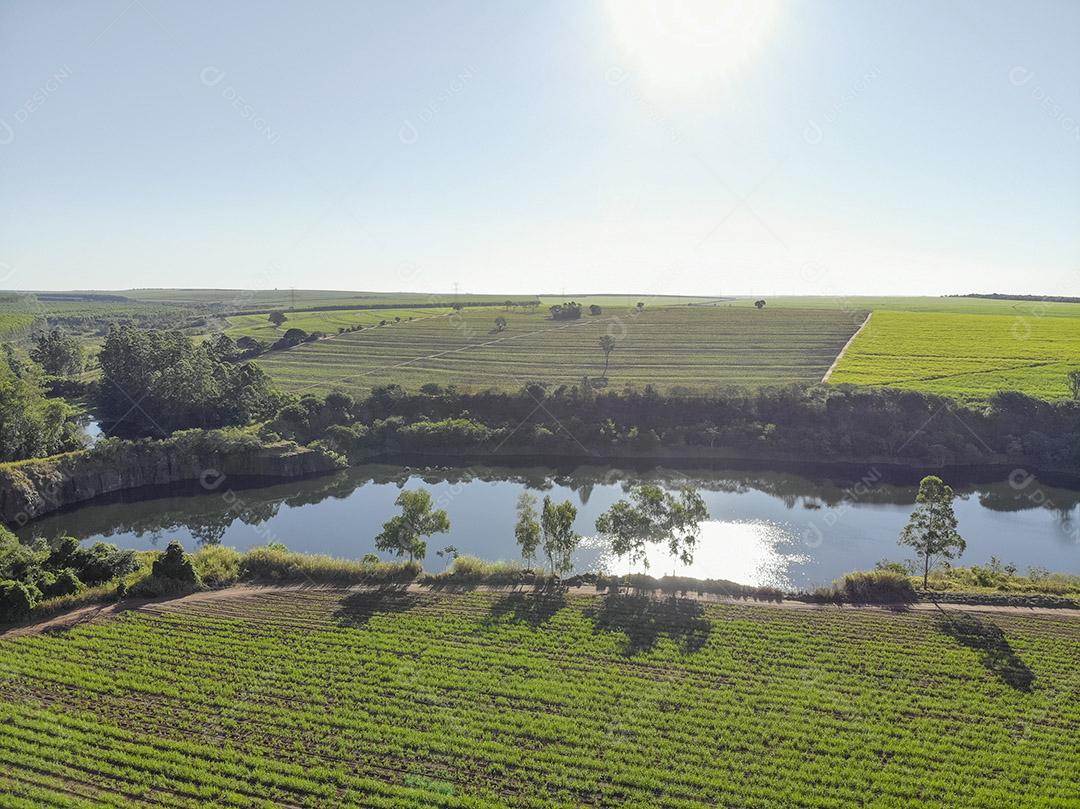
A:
[289, 286, 296, 310]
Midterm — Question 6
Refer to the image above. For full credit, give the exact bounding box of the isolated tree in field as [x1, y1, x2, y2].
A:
[635, 302, 645, 312]
[595, 485, 708, 570]
[268, 311, 288, 328]
[514, 492, 541, 569]
[589, 304, 602, 315]
[754, 299, 767, 309]
[494, 316, 507, 332]
[374, 489, 450, 562]
[541, 496, 580, 575]
[504, 299, 513, 311]
[898, 475, 966, 588]
[599, 335, 616, 378]
[1068, 369, 1080, 399]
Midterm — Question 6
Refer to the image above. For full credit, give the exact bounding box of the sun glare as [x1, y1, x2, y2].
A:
[605, 0, 779, 92]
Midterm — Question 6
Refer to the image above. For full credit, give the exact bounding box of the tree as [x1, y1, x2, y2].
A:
[636, 302, 644, 311]
[30, 330, 85, 376]
[1068, 370, 1080, 399]
[0, 348, 81, 461]
[374, 489, 450, 562]
[599, 335, 617, 378]
[152, 540, 200, 584]
[494, 316, 508, 332]
[268, 311, 288, 328]
[540, 496, 580, 575]
[754, 299, 766, 309]
[595, 485, 708, 570]
[514, 492, 541, 569]
[589, 304, 602, 315]
[899, 475, 966, 588]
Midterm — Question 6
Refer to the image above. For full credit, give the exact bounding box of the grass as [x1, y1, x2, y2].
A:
[0, 312, 33, 339]
[253, 304, 863, 395]
[828, 310, 1080, 399]
[0, 588, 1076, 807]
[730, 295, 1080, 317]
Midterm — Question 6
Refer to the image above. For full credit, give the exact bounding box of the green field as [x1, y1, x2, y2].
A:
[730, 295, 1080, 317]
[829, 310, 1080, 399]
[0, 313, 33, 339]
[253, 305, 862, 395]
[222, 308, 455, 341]
[0, 588, 1076, 807]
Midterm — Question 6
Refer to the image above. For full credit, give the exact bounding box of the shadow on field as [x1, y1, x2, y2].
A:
[486, 588, 567, 627]
[936, 612, 1035, 692]
[585, 593, 711, 655]
[333, 586, 420, 629]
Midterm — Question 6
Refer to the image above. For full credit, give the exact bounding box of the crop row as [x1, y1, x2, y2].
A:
[0, 590, 1077, 807]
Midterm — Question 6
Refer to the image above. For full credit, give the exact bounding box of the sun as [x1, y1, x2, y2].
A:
[605, 0, 779, 93]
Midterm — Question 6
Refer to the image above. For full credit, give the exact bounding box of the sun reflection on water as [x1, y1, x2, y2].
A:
[593, 520, 809, 589]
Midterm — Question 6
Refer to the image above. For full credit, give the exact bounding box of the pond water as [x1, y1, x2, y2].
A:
[16, 464, 1080, 589]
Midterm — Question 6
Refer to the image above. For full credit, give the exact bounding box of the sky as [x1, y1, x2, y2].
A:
[1, 0, 1078, 296]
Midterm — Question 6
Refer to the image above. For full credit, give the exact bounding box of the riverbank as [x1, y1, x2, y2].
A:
[0, 429, 345, 526]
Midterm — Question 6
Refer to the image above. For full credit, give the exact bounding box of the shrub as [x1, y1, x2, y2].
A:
[41, 568, 83, 599]
[833, 571, 917, 603]
[191, 546, 241, 587]
[420, 556, 527, 585]
[0, 580, 37, 623]
[151, 541, 201, 585]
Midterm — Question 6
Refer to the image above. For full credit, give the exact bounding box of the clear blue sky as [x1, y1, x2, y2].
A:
[1, 0, 1078, 296]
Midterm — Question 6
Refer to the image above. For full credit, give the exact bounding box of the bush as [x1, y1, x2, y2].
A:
[151, 541, 201, 585]
[0, 580, 37, 623]
[828, 571, 917, 603]
[191, 546, 241, 587]
[41, 568, 83, 599]
[128, 574, 202, 599]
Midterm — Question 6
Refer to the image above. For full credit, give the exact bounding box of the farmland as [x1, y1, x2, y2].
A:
[0, 588, 1076, 808]
[222, 307, 455, 341]
[829, 310, 1080, 399]
[253, 305, 863, 395]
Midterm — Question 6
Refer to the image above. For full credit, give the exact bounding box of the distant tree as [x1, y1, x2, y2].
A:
[30, 330, 85, 376]
[754, 299, 767, 309]
[1068, 370, 1080, 399]
[514, 492, 541, 569]
[268, 311, 288, 328]
[899, 476, 966, 588]
[595, 485, 708, 570]
[636, 302, 645, 312]
[550, 302, 582, 321]
[494, 316, 508, 332]
[504, 300, 514, 311]
[589, 304, 602, 315]
[599, 335, 617, 378]
[374, 489, 450, 562]
[540, 496, 580, 575]
[451, 303, 463, 312]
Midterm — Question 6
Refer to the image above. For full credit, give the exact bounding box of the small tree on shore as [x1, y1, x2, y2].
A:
[374, 489, 450, 562]
[899, 475, 966, 588]
[541, 496, 580, 575]
[514, 492, 541, 569]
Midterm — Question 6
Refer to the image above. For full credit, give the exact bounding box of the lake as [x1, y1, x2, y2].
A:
[16, 463, 1080, 589]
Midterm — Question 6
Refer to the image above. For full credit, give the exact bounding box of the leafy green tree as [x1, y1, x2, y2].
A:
[514, 492, 541, 569]
[0, 580, 36, 623]
[374, 489, 450, 562]
[589, 304, 602, 315]
[754, 299, 767, 309]
[96, 325, 278, 435]
[595, 485, 708, 570]
[494, 316, 507, 332]
[0, 349, 81, 461]
[30, 329, 85, 376]
[268, 311, 288, 328]
[540, 496, 580, 575]
[899, 475, 966, 588]
[599, 335, 616, 378]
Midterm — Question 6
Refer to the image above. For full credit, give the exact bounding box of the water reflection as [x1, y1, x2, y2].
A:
[15, 463, 1079, 588]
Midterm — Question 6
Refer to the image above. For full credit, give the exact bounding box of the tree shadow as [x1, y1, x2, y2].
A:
[585, 593, 711, 656]
[332, 586, 420, 629]
[486, 588, 567, 628]
[936, 611, 1035, 692]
